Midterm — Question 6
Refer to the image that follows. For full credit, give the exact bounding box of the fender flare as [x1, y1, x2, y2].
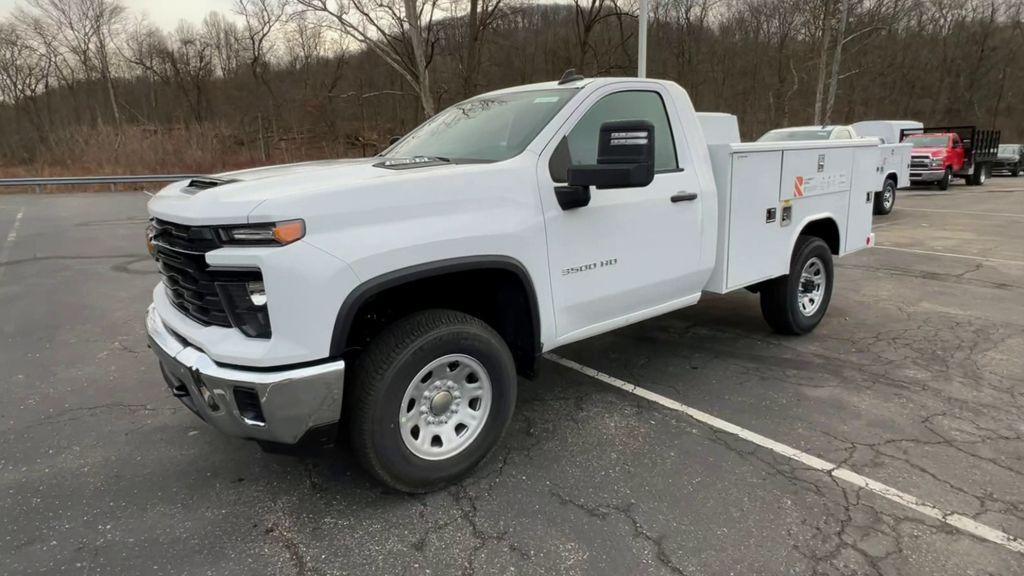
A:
[791, 214, 841, 255]
[329, 255, 542, 358]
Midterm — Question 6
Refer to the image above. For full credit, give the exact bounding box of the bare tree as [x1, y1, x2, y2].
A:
[202, 11, 245, 78]
[235, 0, 288, 100]
[295, 0, 443, 116]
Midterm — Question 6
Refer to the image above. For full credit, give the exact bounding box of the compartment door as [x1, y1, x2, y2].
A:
[779, 148, 854, 201]
[726, 151, 787, 290]
[845, 148, 877, 253]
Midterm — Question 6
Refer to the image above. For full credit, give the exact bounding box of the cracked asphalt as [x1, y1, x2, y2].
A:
[2, 178, 1023, 575]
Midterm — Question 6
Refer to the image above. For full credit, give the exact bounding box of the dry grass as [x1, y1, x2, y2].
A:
[0, 123, 381, 194]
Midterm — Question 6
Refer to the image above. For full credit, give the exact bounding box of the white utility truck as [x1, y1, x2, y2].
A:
[146, 76, 879, 492]
[851, 120, 918, 215]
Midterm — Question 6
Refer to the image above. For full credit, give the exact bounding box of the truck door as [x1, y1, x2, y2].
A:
[951, 134, 965, 170]
[536, 86, 704, 343]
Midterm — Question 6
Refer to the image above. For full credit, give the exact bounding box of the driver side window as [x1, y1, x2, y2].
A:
[549, 90, 678, 182]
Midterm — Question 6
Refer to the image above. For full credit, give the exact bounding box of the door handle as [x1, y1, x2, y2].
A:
[671, 192, 698, 203]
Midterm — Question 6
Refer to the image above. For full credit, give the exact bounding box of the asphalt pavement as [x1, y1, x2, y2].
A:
[1, 177, 1023, 575]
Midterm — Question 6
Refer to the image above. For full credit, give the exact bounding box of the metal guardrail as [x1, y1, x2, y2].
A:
[0, 174, 200, 190]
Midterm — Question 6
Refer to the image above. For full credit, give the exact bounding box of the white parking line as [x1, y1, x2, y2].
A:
[544, 353, 1024, 554]
[873, 245, 1024, 265]
[0, 208, 25, 284]
[898, 207, 1024, 219]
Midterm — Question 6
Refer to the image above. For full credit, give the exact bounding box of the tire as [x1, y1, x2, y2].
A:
[347, 309, 517, 492]
[1011, 167, 1020, 177]
[937, 167, 952, 190]
[759, 235, 834, 335]
[874, 178, 896, 215]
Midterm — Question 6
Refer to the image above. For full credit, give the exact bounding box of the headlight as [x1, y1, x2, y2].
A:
[218, 219, 305, 246]
[930, 157, 944, 167]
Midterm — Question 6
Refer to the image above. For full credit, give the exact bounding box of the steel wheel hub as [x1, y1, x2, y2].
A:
[797, 257, 827, 317]
[400, 354, 492, 461]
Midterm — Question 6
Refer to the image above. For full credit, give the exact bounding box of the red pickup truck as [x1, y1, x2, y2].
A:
[903, 126, 1001, 190]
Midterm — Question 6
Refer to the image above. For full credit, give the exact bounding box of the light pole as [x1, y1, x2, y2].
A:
[638, 0, 648, 77]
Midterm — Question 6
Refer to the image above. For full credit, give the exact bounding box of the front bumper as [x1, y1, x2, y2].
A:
[909, 169, 946, 182]
[146, 305, 345, 445]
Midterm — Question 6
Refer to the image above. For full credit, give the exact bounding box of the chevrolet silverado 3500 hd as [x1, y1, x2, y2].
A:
[146, 76, 879, 492]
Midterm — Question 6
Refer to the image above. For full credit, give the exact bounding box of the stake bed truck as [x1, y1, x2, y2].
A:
[146, 76, 879, 491]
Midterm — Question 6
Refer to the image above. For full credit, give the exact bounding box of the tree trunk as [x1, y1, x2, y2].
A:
[823, 0, 850, 125]
[462, 0, 480, 98]
[404, 0, 436, 117]
[813, 0, 833, 125]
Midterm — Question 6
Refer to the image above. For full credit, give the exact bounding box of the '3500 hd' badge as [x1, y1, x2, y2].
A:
[562, 258, 618, 276]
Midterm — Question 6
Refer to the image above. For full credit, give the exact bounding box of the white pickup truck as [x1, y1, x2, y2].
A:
[146, 76, 879, 492]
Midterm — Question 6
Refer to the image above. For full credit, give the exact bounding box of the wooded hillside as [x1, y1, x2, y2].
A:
[1, 0, 1022, 177]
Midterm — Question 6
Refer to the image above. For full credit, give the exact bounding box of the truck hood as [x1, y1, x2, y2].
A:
[147, 158, 456, 225]
[911, 147, 946, 156]
[996, 154, 1019, 162]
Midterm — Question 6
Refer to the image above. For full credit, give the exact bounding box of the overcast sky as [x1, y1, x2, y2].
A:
[0, 0, 238, 30]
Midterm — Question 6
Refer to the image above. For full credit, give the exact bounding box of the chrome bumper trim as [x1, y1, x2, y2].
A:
[146, 305, 344, 445]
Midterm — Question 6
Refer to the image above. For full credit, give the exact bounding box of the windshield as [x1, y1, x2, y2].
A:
[905, 135, 948, 147]
[999, 144, 1019, 155]
[384, 89, 577, 162]
[757, 129, 832, 142]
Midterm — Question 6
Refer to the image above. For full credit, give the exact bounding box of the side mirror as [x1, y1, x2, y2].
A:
[567, 120, 656, 190]
[388, 135, 402, 146]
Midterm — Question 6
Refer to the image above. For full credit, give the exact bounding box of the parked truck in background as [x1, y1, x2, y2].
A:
[902, 125, 1001, 189]
[145, 75, 880, 492]
[851, 121, 917, 215]
[994, 143, 1022, 176]
[757, 123, 912, 216]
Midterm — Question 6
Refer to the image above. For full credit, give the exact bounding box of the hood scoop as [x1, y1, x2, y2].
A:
[183, 176, 237, 194]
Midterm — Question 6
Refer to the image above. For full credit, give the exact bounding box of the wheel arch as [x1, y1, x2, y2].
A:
[330, 256, 542, 376]
[795, 216, 841, 255]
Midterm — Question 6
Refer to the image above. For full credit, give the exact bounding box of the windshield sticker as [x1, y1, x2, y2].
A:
[533, 96, 561, 103]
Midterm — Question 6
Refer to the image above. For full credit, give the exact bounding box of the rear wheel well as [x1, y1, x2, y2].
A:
[885, 172, 898, 186]
[335, 263, 539, 377]
[799, 218, 840, 255]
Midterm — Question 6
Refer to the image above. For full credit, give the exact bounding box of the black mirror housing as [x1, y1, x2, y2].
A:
[567, 120, 655, 190]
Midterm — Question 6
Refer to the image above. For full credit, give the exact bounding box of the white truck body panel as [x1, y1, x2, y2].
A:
[697, 112, 741, 145]
[704, 140, 879, 294]
[851, 120, 922, 144]
[852, 121, 919, 190]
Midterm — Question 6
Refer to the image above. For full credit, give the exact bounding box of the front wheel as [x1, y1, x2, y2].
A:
[759, 236, 835, 335]
[938, 167, 952, 190]
[347, 309, 517, 492]
[874, 178, 896, 215]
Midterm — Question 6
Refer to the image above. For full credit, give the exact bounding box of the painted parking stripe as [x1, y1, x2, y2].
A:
[544, 353, 1024, 554]
[874, 245, 1024, 266]
[897, 207, 1024, 218]
[0, 208, 25, 284]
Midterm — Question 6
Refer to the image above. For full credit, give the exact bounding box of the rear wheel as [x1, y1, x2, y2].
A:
[937, 167, 952, 190]
[969, 163, 988, 186]
[760, 236, 834, 335]
[874, 178, 896, 215]
[347, 309, 517, 492]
